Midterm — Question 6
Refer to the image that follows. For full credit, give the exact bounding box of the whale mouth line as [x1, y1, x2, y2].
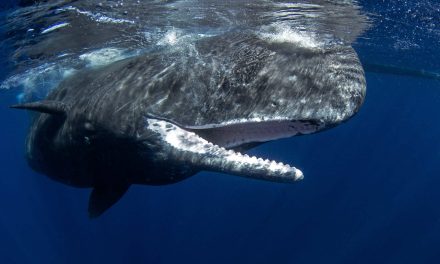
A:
[146, 117, 305, 183]
[186, 118, 323, 149]
[145, 113, 323, 148]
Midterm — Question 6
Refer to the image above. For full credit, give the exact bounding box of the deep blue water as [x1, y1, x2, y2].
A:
[1, 1, 440, 263]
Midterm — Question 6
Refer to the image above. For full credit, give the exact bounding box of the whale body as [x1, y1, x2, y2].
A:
[10, 1, 367, 217]
[13, 32, 366, 217]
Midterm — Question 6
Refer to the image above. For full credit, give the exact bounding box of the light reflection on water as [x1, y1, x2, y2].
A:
[0, 0, 369, 99]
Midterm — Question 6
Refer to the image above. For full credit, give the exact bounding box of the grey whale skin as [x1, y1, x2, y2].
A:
[14, 32, 366, 217]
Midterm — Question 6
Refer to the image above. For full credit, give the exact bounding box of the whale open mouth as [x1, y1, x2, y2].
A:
[147, 117, 323, 183]
[186, 119, 323, 149]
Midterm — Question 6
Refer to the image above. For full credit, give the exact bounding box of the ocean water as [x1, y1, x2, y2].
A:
[0, 1, 439, 263]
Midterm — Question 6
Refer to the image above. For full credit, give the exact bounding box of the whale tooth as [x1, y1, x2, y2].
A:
[270, 161, 279, 167]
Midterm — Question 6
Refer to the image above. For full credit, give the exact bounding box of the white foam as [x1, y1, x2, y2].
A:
[41, 22, 70, 34]
[273, 2, 321, 9]
[79, 48, 127, 68]
[58, 6, 135, 24]
[0, 63, 76, 101]
[163, 31, 178, 45]
[158, 30, 181, 46]
[156, 30, 207, 48]
[260, 25, 322, 49]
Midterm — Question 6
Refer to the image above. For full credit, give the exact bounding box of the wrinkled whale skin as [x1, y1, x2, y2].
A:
[17, 32, 366, 217]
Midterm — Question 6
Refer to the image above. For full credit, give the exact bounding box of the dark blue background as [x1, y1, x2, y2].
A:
[1, 1, 440, 263]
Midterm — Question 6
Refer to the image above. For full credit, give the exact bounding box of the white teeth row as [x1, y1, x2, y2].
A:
[217, 143, 303, 182]
[224, 147, 286, 168]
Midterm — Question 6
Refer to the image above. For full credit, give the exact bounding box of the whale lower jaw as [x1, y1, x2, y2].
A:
[146, 118, 304, 183]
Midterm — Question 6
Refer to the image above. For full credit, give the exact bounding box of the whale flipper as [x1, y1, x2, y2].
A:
[88, 184, 130, 218]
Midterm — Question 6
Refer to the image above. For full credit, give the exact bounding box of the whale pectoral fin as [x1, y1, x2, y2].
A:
[88, 183, 130, 218]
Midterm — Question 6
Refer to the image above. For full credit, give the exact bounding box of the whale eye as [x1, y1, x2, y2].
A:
[84, 122, 94, 131]
[83, 122, 97, 137]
